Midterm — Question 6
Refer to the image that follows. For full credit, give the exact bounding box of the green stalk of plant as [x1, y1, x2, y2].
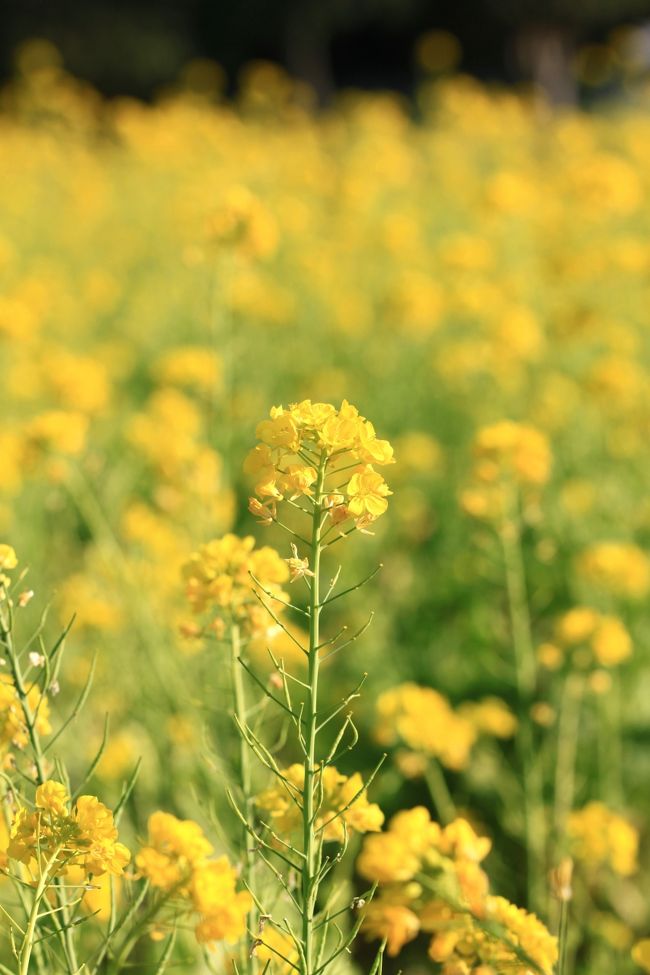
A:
[230, 620, 258, 975]
[300, 453, 327, 975]
[553, 671, 585, 835]
[424, 757, 456, 825]
[498, 486, 546, 917]
[18, 846, 63, 975]
[0, 593, 79, 975]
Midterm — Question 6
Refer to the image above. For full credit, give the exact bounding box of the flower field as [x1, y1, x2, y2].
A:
[1, 40, 650, 975]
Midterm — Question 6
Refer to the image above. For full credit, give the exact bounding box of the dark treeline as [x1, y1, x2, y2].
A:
[2, 0, 650, 102]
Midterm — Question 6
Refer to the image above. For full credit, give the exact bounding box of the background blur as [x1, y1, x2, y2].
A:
[2, 0, 650, 972]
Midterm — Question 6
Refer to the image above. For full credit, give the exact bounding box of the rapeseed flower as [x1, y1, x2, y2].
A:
[255, 764, 384, 842]
[8, 780, 130, 878]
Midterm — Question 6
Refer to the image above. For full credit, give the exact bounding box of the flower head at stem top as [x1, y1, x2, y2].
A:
[244, 399, 394, 539]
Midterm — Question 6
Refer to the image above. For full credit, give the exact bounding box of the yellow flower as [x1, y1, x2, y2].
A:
[473, 420, 551, 486]
[0, 544, 17, 571]
[458, 698, 518, 739]
[278, 464, 317, 498]
[256, 413, 300, 451]
[253, 926, 299, 973]
[376, 683, 477, 771]
[568, 802, 638, 876]
[136, 811, 213, 890]
[136, 812, 250, 949]
[255, 764, 384, 842]
[347, 465, 392, 518]
[591, 616, 632, 666]
[153, 346, 221, 393]
[24, 410, 88, 456]
[35, 780, 69, 817]
[556, 607, 600, 645]
[576, 542, 650, 598]
[191, 857, 252, 945]
[632, 939, 650, 973]
[8, 781, 130, 878]
[245, 401, 393, 530]
[363, 901, 420, 956]
[181, 534, 289, 636]
[0, 675, 51, 759]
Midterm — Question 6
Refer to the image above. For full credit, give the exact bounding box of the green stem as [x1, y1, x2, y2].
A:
[558, 897, 570, 975]
[301, 454, 327, 975]
[231, 622, 257, 974]
[108, 886, 178, 975]
[424, 759, 456, 825]
[0, 600, 79, 975]
[598, 672, 623, 807]
[553, 672, 585, 836]
[19, 849, 61, 975]
[498, 496, 546, 916]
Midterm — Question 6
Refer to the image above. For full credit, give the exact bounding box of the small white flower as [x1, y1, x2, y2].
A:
[28, 652, 45, 668]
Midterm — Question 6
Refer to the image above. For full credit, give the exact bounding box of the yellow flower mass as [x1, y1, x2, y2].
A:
[8, 780, 130, 878]
[255, 764, 384, 842]
[245, 400, 393, 533]
[136, 811, 252, 947]
[567, 802, 639, 877]
[181, 533, 289, 637]
[358, 806, 557, 973]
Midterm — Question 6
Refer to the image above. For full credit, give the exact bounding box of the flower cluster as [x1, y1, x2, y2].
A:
[0, 675, 51, 765]
[358, 807, 557, 973]
[375, 683, 517, 772]
[460, 420, 551, 520]
[181, 533, 289, 637]
[575, 542, 650, 599]
[537, 606, 632, 671]
[245, 400, 394, 533]
[0, 543, 18, 577]
[567, 802, 638, 877]
[255, 764, 384, 842]
[8, 780, 130, 878]
[136, 811, 252, 946]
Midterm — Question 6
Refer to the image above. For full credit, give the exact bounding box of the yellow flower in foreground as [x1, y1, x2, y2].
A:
[246, 400, 394, 532]
[8, 780, 130, 878]
[347, 465, 392, 517]
[357, 807, 547, 968]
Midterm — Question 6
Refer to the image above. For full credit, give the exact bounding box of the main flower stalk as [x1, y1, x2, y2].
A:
[301, 453, 326, 975]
